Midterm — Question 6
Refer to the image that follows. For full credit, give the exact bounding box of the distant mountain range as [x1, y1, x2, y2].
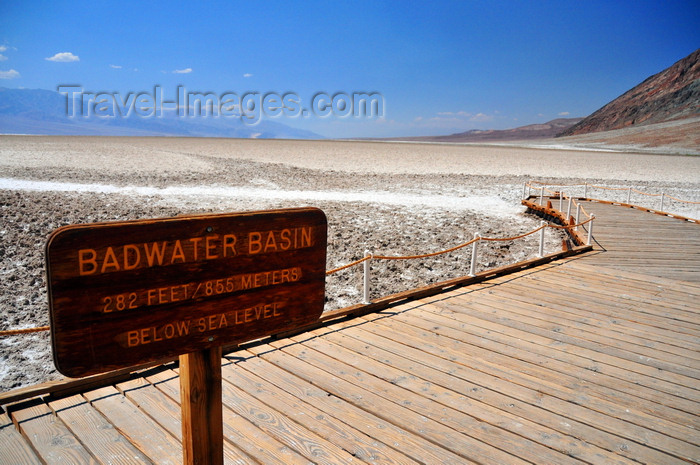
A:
[560, 48, 700, 137]
[0, 87, 322, 139]
[384, 117, 583, 143]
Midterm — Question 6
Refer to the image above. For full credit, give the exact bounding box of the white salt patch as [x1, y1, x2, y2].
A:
[0, 178, 523, 218]
[0, 363, 9, 384]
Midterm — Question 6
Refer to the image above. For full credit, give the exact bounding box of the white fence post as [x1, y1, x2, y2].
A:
[587, 215, 595, 245]
[538, 221, 546, 257]
[363, 250, 371, 304]
[539, 187, 544, 205]
[469, 232, 480, 277]
[627, 187, 631, 204]
[584, 183, 588, 199]
[661, 192, 665, 212]
[559, 192, 563, 212]
[567, 196, 572, 220]
[575, 204, 581, 230]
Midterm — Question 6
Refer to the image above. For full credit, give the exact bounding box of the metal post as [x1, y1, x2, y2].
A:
[575, 204, 581, 230]
[362, 250, 371, 304]
[626, 187, 631, 204]
[583, 183, 588, 199]
[559, 192, 563, 212]
[566, 196, 572, 220]
[539, 187, 544, 205]
[587, 215, 595, 245]
[468, 232, 479, 277]
[538, 221, 546, 257]
[661, 192, 665, 212]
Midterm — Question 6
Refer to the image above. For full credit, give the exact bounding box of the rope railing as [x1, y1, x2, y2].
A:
[372, 236, 481, 260]
[0, 325, 50, 336]
[325, 218, 592, 305]
[527, 183, 594, 228]
[327, 223, 550, 272]
[524, 181, 700, 219]
[326, 255, 372, 275]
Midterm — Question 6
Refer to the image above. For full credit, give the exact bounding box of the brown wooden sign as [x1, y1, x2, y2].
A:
[46, 207, 327, 378]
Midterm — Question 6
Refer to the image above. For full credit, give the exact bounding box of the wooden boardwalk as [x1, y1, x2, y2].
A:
[577, 200, 700, 282]
[1, 202, 699, 464]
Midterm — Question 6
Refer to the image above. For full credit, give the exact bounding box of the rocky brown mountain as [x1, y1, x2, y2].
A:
[559, 48, 700, 137]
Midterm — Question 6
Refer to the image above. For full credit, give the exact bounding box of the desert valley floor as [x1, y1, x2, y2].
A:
[1, 135, 699, 391]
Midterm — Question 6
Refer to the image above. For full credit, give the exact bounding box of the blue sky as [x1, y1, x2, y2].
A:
[0, 1, 698, 138]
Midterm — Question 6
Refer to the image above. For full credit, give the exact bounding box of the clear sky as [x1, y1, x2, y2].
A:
[0, 1, 698, 138]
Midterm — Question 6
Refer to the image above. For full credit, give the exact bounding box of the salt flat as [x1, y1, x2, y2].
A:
[2, 135, 699, 181]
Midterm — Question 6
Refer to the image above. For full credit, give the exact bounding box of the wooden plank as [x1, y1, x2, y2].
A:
[296, 326, 638, 465]
[385, 307, 700, 457]
[438, 293, 700, 390]
[117, 377, 182, 439]
[412, 299, 700, 409]
[0, 364, 137, 411]
[492, 284, 700, 340]
[354, 303, 700, 422]
[219, 357, 422, 465]
[452, 287, 700, 369]
[485, 264, 700, 318]
[349, 310, 696, 464]
[235, 351, 470, 465]
[540, 261, 700, 299]
[414, 300, 700, 425]
[307, 322, 645, 465]
[254, 339, 534, 465]
[483, 280, 700, 342]
[47, 394, 152, 464]
[245, 344, 492, 464]
[408, 300, 697, 416]
[0, 412, 42, 465]
[146, 369, 312, 465]
[282, 338, 578, 465]
[360, 284, 696, 412]
[83, 386, 182, 464]
[116, 376, 252, 464]
[212, 373, 374, 465]
[11, 402, 97, 464]
[465, 286, 700, 363]
[542, 258, 700, 294]
[562, 260, 700, 294]
[527, 266, 700, 314]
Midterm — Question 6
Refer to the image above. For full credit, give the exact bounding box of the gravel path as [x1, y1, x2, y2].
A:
[1, 136, 698, 391]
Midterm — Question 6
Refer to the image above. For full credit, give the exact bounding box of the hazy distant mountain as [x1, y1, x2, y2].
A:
[559, 48, 700, 137]
[380, 117, 583, 143]
[0, 87, 322, 139]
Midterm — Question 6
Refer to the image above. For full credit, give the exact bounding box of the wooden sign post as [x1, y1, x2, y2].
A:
[180, 346, 224, 464]
[46, 207, 328, 464]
